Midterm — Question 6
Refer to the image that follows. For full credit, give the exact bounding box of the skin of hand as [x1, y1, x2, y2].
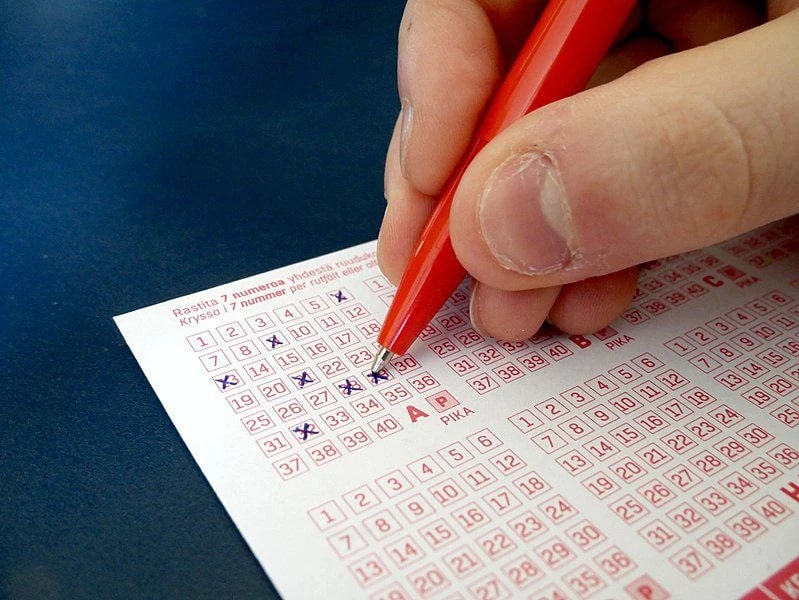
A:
[377, 0, 799, 342]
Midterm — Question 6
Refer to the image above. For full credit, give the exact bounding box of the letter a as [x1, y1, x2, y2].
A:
[406, 405, 429, 423]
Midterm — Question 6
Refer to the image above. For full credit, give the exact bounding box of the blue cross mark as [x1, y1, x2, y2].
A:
[266, 334, 283, 349]
[214, 374, 237, 389]
[292, 371, 314, 387]
[367, 370, 389, 384]
[293, 423, 319, 441]
[330, 290, 347, 303]
[338, 379, 363, 396]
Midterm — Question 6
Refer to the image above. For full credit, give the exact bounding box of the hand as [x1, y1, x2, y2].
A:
[377, 0, 799, 341]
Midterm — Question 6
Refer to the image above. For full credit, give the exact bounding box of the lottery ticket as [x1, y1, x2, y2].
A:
[115, 219, 799, 600]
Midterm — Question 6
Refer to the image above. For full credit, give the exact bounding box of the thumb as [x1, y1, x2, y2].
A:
[450, 10, 799, 292]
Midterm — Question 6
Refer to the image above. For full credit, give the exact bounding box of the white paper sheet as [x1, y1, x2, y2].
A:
[115, 220, 799, 600]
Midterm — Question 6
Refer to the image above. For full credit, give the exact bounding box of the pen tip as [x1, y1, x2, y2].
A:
[370, 346, 393, 375]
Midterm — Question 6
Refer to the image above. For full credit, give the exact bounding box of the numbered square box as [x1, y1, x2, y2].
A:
[406, 563, 451, 598]
[257, 377, 290, 403]
[564, 520, 605, 553]
[507, 511, 548, 543]
[475, 527, 517, 562]
[530, 429, 568, 454]
[186, 330, 217, 352]
[631, 352, 665, 373]
[428, 478, 467, 507]
[468, 574, 511, 599]
[245, 313, 275, 334]
[458, 463, 496, 492]
[665, 336, 697, 357]
[342, 484, 381, 515]
[608, 457, 648, 485]
[289, 418, 323, 444]
[241, 410, 274, 436]
[636, 479, 677, 508]
[272, 453, 309, 481]
[288, 367, 320, 390]
[256, 431, 292, 459]
[556, 449, 593, 477]
[663, 464, 703, 492]
[450, 502, 490, 534]
[441, 545, 484, 580]
[692, 487, 734, 517]
[319, 406, 354, 431]
[362, 509, 403, 542]
[634, 411, 669, 435]
[492, 361, 525, 384]
[560, 386, 594, 408]
[259, 331, 288, 352]
[273, 398, 307, 423]
[335, 376, 366, 397]
[211, 369, 243, 392]
[533, 537, 576, 571]
[489, 449, 526, 476]
[305, 439, 342, 466]
[379, 382, 412, 405]
[348, 553, 390, 590]
[582, 436, 620, 462]
[438, 441, 474, 468]
[407, 455, 444, 483]
[363, 367, 393, 387]
[517, 350, 550, 373]
[750, 495, 793, 526]
[558, 416, 594, 440]
[328, 327, 360, 349]
[689, 353, 721, 374]
[538, 495, 578, 525]
[308, 499, 347, 531]
[338, 426, 373, 453]
[241, 357, 274, 381]
[541, 340, 573, 362]
[725, 510, 768, 543]
[368, 414, 403, 439]
[273, 303, 303, 324]
[501, 554, 544, 591]
[666, 502, 707, 533]
[375, 470, 414, 498]
[688, 450, 728, 477]
[483, 486, 522, 517]
[396, 494, 435, 524]
[198, 349, 230, 372]
[467, 429, 503, 454]
[562, 564, 607, 597]
[584, 374, 618, 396]
[225, 389, 260, 414]
[609, 495, 650, 525]
[216, 321, 247, 342]
[635, 442, 674, 469]
[327, 525, 368, 559]
[593, 547, 636, 582]
[668, 546, 713, 580]
[272, 348, 304, 372]
[638, 519, 681, 551]
[229, 339, 262, 362]
[384, 535, 426, 570]
[719, 471, 759, 499]
[326, 287, 353, 306]
[580, 471, 620, 500]
[417, 518, 459, 551]
[582, 405, 620, 428]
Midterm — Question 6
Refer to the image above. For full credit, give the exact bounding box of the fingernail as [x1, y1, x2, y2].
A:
[468, 282, 488, 336]
[479, 151, 572, 275]
[399, 98, 413, 178]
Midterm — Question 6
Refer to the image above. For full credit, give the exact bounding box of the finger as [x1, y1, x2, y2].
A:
[648, 0, 763, 49]
[547, 267, 639, 334]
[378, 114, 437, 285]
[768, 1, 799, 18]
[470, 280, 560, 341]
[588, 35, 670, 88]
[449, 11, 799, 292]
[397, 0, 546, 196]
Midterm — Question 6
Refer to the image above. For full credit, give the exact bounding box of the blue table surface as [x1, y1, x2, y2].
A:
[0, 2, 404, 597]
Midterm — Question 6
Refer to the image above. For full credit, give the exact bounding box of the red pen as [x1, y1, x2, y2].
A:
[372, 0, 636, 373]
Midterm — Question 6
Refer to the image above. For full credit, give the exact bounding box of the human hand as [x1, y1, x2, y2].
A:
[377, 0, 799, 341]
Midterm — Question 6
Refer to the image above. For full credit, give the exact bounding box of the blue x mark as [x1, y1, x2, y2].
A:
[293, 423, 319, 441]
[214, 374, 237, 389]
[338, 379, 362, 395]
[265, 334, 283, 348]
[292, 371, 314, 387]
[330, 290, 347, 303]
[367, 370, 389, 384]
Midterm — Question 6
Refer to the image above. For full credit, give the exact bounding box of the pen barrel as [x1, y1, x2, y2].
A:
[378, 0, 636, 356]
[377, 143, 484, 356]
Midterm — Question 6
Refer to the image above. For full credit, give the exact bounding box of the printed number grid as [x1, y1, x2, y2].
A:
[510, 349, 798, 588]
[311, 430, 640, 600]
[177, 221, 799, 599]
